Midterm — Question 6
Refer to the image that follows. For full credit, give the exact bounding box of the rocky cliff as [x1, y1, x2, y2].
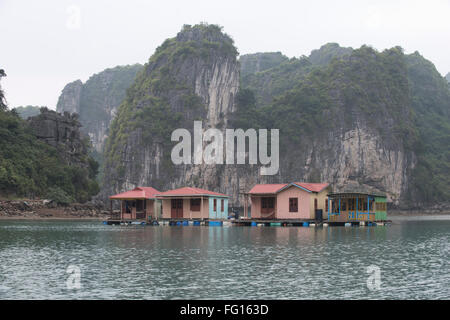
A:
[101, 25, 449, 209]
[56, 64, 142, 152]
[57, 80, 83, 114]
[103, 24, 241, 200]
[27, 108, 89, 168]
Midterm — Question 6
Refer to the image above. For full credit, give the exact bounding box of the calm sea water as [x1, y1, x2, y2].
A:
[0, 216, 449, 300]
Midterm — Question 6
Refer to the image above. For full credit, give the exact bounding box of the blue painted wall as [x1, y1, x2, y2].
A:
[208, 197, 228, 219]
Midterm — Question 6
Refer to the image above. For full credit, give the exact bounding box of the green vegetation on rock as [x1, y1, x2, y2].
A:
[405, 52, 450, 203]
[104, 23, 237, 188]
[239, 52, 288, 77]
[0, 72, 99, 202]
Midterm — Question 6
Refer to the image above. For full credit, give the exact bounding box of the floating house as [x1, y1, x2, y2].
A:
[109, 187, 161, 221]
[156, 187, 229, 220]
[245, 182, 331, 220]
[327, 192, 387, 222]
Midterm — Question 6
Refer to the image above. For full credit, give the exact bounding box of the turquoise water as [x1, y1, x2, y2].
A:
[0, 216, 449, 299]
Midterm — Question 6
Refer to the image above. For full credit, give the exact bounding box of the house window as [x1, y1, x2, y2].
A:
[213, 199, 217, 211]
[314, 198, 318, 211]
[342, 200, 347, 211]
[349, 198, 355, 211]
[190, 198, 201, 211]
[325, 199, 328, 212]
[289, 198, 298, 212]
[221, 199, 224, 212]
[376, 202, 386, 211]
[262, 197, 275, 209]
[136, 199, 144, 212]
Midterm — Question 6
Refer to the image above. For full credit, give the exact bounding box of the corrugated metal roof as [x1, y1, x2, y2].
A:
[156, 187, 228, 198]
[109, 187, 160, 200]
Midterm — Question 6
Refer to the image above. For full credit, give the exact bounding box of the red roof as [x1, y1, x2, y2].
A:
[156, 187, 228, 198]
[291, 182, 330, 193]
[248, 184, 288, 194]
[249, 182, 329, 194]
[109, 187, 160, 200]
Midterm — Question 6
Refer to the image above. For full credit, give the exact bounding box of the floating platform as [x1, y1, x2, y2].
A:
[103, 218, 391, 227]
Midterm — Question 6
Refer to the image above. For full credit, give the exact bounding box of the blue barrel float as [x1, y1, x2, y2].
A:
[182, 221, 189, 226]
[251, 222, 257, 227]
[209, 221, 223, 227]
[302, 222, 310, 227]
[193, 221, 201, 226]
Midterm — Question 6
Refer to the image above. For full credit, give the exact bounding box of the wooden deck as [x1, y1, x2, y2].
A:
[104, 217, 391, 227]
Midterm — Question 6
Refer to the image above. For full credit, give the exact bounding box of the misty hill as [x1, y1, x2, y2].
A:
[13, 105, 42, 119]
[239, 52, 288, 77]
[446, 72, 450, 83]
[56, 64, 143, 153]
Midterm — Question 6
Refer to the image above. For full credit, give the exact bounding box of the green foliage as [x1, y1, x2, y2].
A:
[308, 43, 353, 66]
[239, 52, 288, 77]
[45, 187, 74, 206]
[13, 105, 42, 119]
[405, 52, 450, 203]
[230, 89, 260, 129]
[241, 46, 415, 151]
[0, 108, 100, 202]
[104, 24, 237, 185]
[0, 69, 6, 111]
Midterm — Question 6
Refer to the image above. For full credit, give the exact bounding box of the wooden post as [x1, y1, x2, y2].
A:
[120, 201, 123, 220]
[110, 200, 112, 215]
[201, 196, 204, 221]
[367, 196, 370, 221]
[244, 194, 248, 219]
[189, 197, 192, 220]
[356, 197, 358, 221]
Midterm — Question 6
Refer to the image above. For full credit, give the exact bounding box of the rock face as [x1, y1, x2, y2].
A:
[56, 65, 143, 152]
[101, 29, 449, 209]
[57, 80, 83, 114]
[27, 108, 88, 167]
[446, 72, 450, 83]
[103, 24, 241, 201]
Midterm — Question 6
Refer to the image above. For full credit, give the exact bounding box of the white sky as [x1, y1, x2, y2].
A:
[1, 0, 449, 109]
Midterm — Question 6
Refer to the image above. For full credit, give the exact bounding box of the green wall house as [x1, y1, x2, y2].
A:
[374, 196, 387, 221]
[327, 192, 388, 222]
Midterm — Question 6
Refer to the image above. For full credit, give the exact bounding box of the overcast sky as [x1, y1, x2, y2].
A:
[1, 0, 450, 109]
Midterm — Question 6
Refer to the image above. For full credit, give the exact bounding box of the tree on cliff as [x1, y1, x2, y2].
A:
[0, 69, 7, 111]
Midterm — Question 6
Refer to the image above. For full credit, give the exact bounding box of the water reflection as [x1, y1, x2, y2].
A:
[0, 217, 449, 299]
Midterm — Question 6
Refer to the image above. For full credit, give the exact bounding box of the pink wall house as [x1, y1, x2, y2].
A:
[247, 182, 331, 220]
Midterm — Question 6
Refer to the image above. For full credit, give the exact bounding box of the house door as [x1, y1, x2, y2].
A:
[171, 199, 183, 218]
